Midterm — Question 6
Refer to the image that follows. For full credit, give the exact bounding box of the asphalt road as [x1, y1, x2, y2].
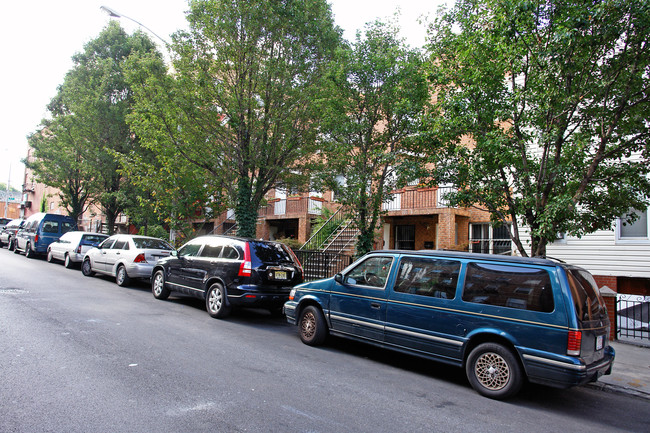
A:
[1, 247, 649, 433]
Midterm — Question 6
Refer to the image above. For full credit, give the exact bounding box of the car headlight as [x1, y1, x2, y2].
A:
[289, 288, 296, 301]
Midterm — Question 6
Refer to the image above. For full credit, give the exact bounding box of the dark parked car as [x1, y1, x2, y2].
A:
[152, 235, 303, 318]
[0, 218, 24, 250]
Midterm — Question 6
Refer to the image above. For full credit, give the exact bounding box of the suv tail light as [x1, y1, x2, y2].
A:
[238, 242, 252, 277]
[283, 244, 303, 276]
[133, 253, 147, 263]
[567, 330, 582, 356]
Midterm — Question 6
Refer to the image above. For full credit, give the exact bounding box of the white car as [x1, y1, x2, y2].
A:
[81, 234, 174, 286]
[47, 231, 109, 268]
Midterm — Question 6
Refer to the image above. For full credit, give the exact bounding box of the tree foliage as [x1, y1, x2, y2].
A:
[316, 20, 429, 256]
[27, 22, 159, 233]
[127, 0, 342, 238]
[425, 0, 650, 256]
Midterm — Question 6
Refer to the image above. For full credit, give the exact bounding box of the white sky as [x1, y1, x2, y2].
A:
[0, 0, 451, 190]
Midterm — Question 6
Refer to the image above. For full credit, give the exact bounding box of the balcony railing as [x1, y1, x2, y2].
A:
[382, 186, 457, 211]
[258, 197, 325, 217]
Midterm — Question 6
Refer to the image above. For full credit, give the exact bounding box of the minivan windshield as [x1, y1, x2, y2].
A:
[565, 267, 607, 322]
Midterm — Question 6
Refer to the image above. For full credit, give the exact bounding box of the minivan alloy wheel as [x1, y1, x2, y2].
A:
[298, 306, 327, 346]
[466, 343, 523, 399]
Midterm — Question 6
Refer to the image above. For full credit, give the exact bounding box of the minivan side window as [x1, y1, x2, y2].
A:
[42, 221, 59, 233]
[395, 257, 460, 299]
[462, 262, 554, 313]
[344, 256, 393, 288]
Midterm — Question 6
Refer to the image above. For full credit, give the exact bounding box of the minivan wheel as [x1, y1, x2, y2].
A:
[64, 254, 74, 269]
[116, 265, 131, 287]
[82, 259, 95, 277]
[206, 283, 231, 319]
[152, 270, 170, 300]
[298, 305, 328, 346]
[466, 343, 523, 399]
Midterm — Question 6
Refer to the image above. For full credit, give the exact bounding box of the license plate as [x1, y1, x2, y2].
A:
[274, 271, 287, 280]
[596, 335, 604, 351]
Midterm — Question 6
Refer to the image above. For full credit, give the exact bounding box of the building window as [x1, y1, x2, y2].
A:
[469, 223, 512, 255]
[618, 208, 649, 242]
[395, 225, 416, 250]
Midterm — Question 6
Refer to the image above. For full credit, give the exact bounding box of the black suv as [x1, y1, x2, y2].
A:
[152, 235, 303, 318]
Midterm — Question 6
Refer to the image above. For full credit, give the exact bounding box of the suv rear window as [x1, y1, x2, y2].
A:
[463, 262, 554, 313]
[249, 241, 293, 264]
[565, 267, 607, 322]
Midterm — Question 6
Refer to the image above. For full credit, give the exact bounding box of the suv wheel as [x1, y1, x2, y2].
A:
[82, 258, 95, 277]
[206, 283, 231, 319]
[466, 343, 523, 399]
[298, 305, 328, 346]
[116, 265, 131, 287]
[152, 270, 170, 300]
[64, 254, 74, 269]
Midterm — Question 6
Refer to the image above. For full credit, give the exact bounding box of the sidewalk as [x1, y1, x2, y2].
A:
[586, 340, 650, 400]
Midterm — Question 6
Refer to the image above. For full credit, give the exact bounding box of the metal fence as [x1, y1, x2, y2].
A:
[616, 294, 650, 341]
[294, 250, 353, 282]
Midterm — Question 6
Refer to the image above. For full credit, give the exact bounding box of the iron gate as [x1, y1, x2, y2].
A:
[616, 294, 650, 341]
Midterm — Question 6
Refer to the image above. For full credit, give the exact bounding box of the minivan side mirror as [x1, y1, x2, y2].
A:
[334, 273, 343, 284]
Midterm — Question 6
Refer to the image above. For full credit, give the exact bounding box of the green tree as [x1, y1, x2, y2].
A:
[26, 117, 93, 225]
[424, 0, 650, 256]
[127, 0, 342, 238]
[316, 20, 429, 256]
[30, 22, 161, 234]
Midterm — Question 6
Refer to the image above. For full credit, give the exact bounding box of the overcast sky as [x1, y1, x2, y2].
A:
[0, 0, 451, 190]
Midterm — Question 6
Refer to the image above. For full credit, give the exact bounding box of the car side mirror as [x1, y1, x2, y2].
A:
[171, 250, 178, 257]
[334, 273, 343, 284]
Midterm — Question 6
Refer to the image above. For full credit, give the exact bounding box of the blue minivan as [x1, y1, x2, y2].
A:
[14, 213, 77, 258]
[284, 250, 614, 399]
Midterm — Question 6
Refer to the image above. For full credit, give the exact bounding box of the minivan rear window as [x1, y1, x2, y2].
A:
[565, 267, 607, 322]
[463, 262, 554, 313]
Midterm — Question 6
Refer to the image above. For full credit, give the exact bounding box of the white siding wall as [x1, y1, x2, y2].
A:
[518, 226, 650, 278]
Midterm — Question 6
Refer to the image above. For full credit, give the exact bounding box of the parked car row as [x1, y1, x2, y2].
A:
[3, 216, 616, 400]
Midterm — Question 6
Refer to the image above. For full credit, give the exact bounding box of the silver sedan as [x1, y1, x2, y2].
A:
[81, 234, 173, 286]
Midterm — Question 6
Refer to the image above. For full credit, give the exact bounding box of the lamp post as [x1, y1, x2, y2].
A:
[100, 5, 169, 47]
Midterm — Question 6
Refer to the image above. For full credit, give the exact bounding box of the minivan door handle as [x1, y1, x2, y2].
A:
[370, 303, 381, 310]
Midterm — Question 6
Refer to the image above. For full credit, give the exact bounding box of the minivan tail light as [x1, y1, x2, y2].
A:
[238, 243, 252, 277]
[567, 330, 582, 356]
[35, 234, 39, 243]
[133, 253, 147, 263]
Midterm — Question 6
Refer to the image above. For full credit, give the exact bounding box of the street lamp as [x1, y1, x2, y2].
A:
[100, 5, 169, 47]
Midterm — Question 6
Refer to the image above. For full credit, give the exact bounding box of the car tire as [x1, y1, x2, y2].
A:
[82, 258, 95, 277]
[298, 305, 328, 346]
[8, 238, 15, 251]
[465, 342, 524, 400]
[64, 254, 74, 269]
[151, 270, 170, 300]
[116, 265, 131, 287]
[0, 239, 4, 248]
[46, 249, 54, 263]
[205, 283, 231, 319]
[25, 243, 34, 259]
[13, 243, 20, 253]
